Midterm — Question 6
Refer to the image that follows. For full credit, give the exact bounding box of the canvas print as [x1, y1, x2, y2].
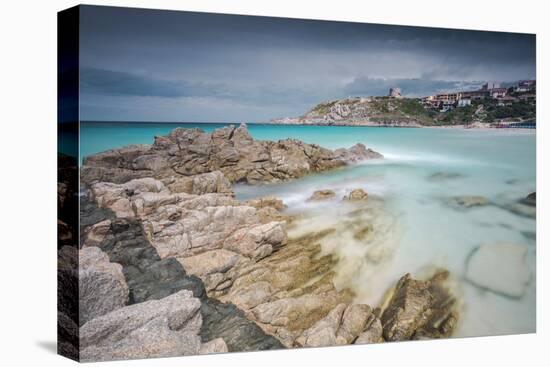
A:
[57, 5, 536, 362]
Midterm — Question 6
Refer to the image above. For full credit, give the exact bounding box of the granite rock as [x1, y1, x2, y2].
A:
[79, 246, 129, 325]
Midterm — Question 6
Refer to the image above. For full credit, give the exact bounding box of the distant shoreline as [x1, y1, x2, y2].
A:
[80, 120, 536, 130]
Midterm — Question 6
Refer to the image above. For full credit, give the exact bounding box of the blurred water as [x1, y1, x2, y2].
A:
[81, 122, 536, 338]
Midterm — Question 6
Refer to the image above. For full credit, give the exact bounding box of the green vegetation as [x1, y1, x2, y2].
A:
[433, 100, 535, 125]
[482, 101, 536, 122]
[305, 95, 535, 126]
[311, 100, 337, 115]
[436, 104, 478, 125]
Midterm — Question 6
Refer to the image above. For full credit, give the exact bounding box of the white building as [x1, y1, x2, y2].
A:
[457, 98, 472, 107]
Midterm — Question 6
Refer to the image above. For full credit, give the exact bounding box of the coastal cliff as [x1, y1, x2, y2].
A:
[74, 124, 458, 361]
[270, 95, 536, 127]
[271, 97, 431, 127]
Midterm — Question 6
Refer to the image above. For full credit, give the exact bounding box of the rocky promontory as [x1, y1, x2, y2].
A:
[82, 123, 382, 185]
[72, 125, 458, 361]
[270, 97, 430, 127]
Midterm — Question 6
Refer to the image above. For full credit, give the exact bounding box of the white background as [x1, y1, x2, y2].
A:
[0, 0, 547, 365]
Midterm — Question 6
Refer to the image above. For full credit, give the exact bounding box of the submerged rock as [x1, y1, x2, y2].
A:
[465, 243, 532, 298]
[334, 143, 383, 162]
[504, 192, 537, 219]
[447, 195, 491, 209]
[308, 189, 336, 201]
[381, 271, 458, 341]
[506, 202, 536, 219]
[427, 172, 464, 182]
[344, 188, 369, 201]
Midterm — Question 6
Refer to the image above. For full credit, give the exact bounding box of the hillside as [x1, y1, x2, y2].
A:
[271, 96, 535, 127]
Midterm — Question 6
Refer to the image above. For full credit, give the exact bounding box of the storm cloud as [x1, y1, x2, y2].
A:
[79, 5, 536, 122]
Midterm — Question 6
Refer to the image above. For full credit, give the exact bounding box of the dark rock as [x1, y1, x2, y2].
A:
[58, 153, 80, 360]
[522, 192, 536, 207]
[79, 194, 283, 352]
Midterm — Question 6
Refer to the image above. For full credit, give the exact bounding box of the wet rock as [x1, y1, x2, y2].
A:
[465, 243, 531, 298]
[79, 246, 129, 325]
[447, 195, 490, 209]
[506, 202, 536, 219]
[308, 189, 336, 201]
[523, 192, 536, 207]
[80, 290, 202, 362]
[334, 143, 383, 162]
[381, 271, 458, 341]
[344, 188, 369, 201]
[505, 192, 537, 219]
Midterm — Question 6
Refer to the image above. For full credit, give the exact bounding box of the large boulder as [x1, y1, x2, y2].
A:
[80, 290, 202, 362]
[79, 246, 129, 325]
[465, 243, 532, 298]
[81, 125, 382, 186]
[334, 143, 383, 162]
[381, 271, 458, 341]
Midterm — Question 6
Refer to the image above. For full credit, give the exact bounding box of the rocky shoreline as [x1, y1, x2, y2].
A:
[62, 124, 460, 361]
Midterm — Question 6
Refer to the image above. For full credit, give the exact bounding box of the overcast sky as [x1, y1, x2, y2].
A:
[79, 5, 536, 122]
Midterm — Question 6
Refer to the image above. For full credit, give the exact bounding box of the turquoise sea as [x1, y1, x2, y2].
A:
[81, 121, 536, 338]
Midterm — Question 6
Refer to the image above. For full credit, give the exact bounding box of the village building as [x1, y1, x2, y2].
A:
[515, 80, 536, 93]
[518, 94, 536, 104]
[490, 87, 508, 99]
[457, 98, 472, 107]
[496, 96, 517, 106]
